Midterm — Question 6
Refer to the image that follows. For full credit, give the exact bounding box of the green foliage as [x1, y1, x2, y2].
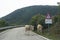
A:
[57, 3, 60, 14]
[45, 14, 60, 40]
[52, 15, 60, 34]
[34, 14, 60, 40]
[0, 20, 8, 27]
[1, 5, 58, 25]
[53, 15, 60, 24]
[29, 15, 38, 25]
[30, 14, 45, 26]
[37, 15, 45, 25]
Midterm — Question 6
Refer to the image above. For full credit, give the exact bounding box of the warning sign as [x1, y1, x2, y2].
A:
[45, 13, 52, 24]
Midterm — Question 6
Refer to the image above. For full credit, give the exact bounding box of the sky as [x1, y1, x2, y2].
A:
[0, 0, 60, 18]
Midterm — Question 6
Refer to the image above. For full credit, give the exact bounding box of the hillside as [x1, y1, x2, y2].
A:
[1, 5, 58, 25]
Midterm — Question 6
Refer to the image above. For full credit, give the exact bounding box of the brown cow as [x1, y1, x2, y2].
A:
[37, 24, 43, 33]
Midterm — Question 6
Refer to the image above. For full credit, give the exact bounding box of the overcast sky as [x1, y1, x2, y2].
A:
[0, 0, 60, 18]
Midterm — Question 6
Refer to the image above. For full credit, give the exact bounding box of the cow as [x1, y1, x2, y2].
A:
[25, 25, 34, 35]
[37, 24, 43, 33]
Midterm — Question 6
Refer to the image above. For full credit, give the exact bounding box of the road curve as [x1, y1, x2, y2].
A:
[0, 27, 49, 40]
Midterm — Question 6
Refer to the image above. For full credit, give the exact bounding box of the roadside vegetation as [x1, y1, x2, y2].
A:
[0, 20, 9, 27]
[0, 20, 9, 32]
[30, 13, 60, 40]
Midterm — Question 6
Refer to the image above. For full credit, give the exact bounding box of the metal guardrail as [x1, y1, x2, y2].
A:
[0, 25, 25, 30]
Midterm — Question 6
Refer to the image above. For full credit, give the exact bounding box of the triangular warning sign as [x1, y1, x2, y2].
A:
[46, 13, 51, 19]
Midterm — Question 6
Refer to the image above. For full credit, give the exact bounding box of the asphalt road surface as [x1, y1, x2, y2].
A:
[0, 27, 49, 40]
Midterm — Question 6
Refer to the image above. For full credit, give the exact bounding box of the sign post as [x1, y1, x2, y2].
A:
[45, 13, 52, 34]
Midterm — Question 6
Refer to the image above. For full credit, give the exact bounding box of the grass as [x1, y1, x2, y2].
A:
[33, 30, 60, 40]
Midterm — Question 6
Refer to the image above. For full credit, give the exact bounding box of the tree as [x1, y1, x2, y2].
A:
[29, 14, 39, 31]
[50, 16, 60, 37]
[50, 5, 60, 37]
[53, 15, 60, 24]
[29, 14, 46, 29]
[57, 2, 60, 14]
[57, 2, 60, 22]
[0, 20, 8, 27]
[30, 14, 45, 24]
